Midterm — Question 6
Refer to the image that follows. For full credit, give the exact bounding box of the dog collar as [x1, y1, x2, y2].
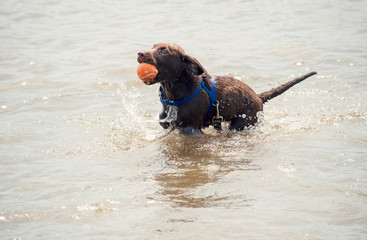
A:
[159, 78, 217, 112]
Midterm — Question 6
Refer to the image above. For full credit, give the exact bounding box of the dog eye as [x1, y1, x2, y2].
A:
[159, 48, 168, 54]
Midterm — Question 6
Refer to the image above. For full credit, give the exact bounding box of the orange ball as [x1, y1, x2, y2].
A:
[137, 63, 158, 83]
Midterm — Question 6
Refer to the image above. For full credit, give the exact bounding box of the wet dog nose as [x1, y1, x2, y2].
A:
[138, 52, 146, 57]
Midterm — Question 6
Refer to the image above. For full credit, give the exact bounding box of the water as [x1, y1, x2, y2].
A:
[1, 0, 366, 239]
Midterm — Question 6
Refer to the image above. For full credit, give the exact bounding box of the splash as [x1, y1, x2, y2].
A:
[159, 106, 178, 127]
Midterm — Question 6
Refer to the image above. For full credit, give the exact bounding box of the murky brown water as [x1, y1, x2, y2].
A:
[1, 0, 367, 239]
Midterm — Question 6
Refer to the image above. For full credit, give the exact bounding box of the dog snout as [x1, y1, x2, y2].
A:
[137, 51, 154, 64]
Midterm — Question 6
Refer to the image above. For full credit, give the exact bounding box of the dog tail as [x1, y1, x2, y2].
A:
[258, 71, 317, 103]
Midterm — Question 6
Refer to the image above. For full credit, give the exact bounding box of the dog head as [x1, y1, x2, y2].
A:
[137, 43, 205, 85]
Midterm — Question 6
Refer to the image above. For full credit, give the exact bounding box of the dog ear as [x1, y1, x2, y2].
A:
[181, 54, 205, 76]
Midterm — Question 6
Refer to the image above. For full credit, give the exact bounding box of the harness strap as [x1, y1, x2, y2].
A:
[202, 78, 218, 114]
[159, 78, 217, 114]
[159, 82, 202, 106]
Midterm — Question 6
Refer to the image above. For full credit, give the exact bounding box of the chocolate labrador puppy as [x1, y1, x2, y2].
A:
[137, 43, 316, 134]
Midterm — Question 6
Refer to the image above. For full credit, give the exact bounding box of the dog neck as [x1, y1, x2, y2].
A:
[160, 73, 200, 101]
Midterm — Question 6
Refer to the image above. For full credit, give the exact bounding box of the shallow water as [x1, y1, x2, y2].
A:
[1, 0, 367, 239]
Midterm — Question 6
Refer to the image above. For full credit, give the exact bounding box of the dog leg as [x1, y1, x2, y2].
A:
[229, 115, 257, 131]
[179, 127, 202, 135]
[159, 106, 178, 129]
[159, 111, 170, 129]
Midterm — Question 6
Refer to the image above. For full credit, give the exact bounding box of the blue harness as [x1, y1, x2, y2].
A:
[159, 78, 218, 115]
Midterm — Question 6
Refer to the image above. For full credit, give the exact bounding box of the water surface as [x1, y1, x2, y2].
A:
[1, 0, 366, 239]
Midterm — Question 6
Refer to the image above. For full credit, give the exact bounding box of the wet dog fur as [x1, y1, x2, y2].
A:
[137, 43, 317, 134]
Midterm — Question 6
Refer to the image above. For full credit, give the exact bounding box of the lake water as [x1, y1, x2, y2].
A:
[1, 0, 366, 239]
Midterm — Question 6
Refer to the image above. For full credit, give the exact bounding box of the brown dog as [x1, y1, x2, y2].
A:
[137, 43, 316, 134]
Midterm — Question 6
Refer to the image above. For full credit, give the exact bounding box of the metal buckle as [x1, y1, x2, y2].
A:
[212, 102, 223, 130]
